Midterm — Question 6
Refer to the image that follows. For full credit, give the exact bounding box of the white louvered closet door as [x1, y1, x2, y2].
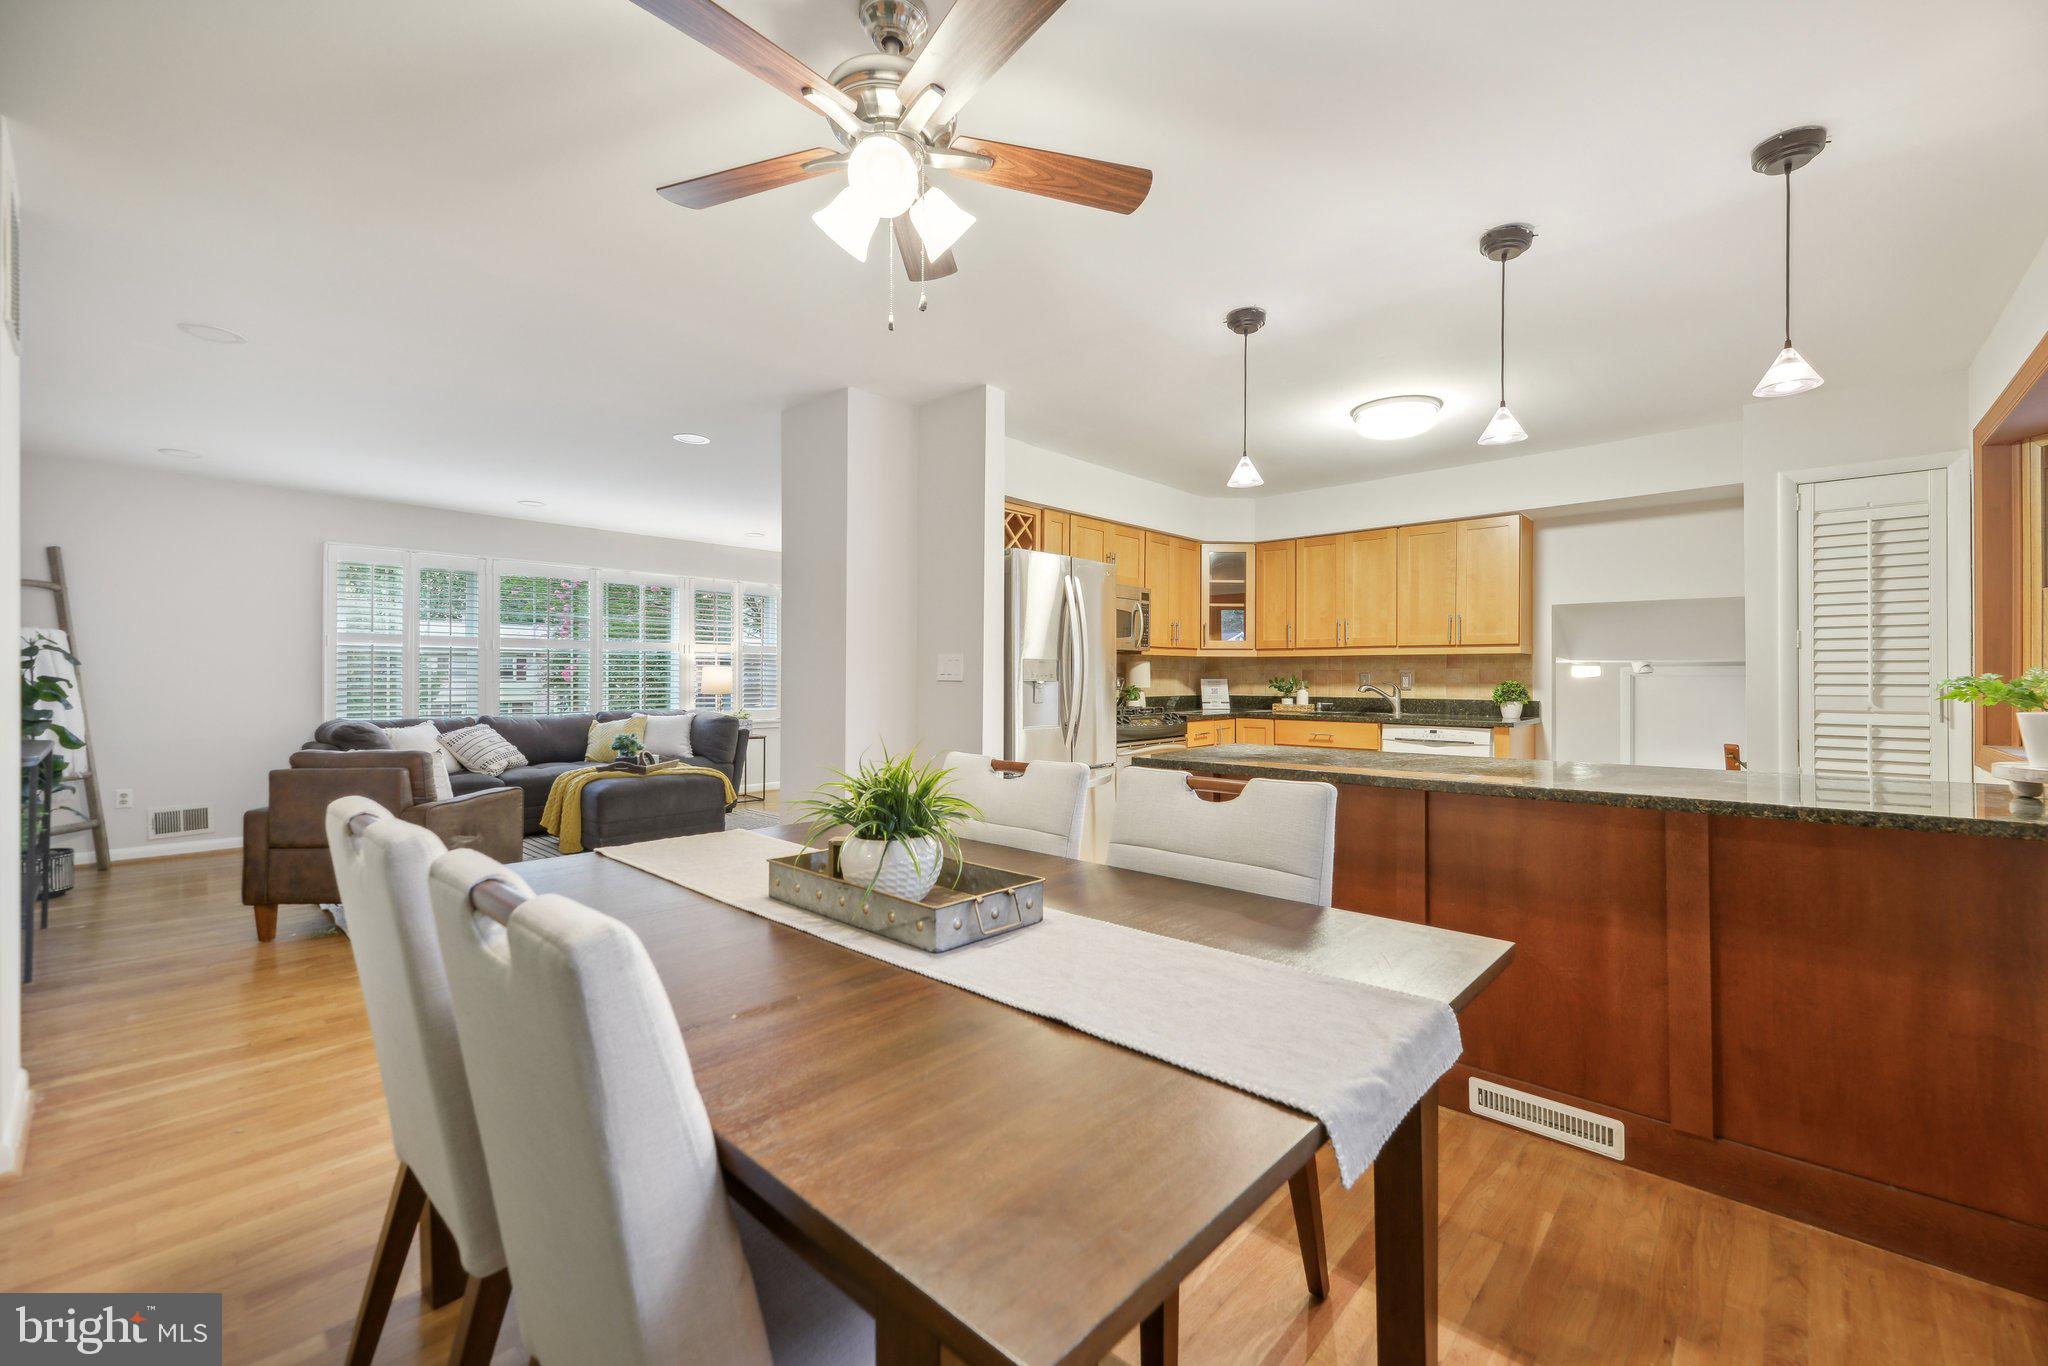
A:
[1796, 469, 1950, 783]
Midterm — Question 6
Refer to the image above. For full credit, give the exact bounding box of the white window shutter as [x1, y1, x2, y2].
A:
[1796, 470, 1949, 783]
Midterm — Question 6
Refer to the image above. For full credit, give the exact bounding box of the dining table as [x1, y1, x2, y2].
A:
[518, 823, 1515, 1365]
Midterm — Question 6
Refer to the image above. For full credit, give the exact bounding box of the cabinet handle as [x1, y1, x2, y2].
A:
[1286, 623, 1293, 646]
[1446, 613, 1453, 644]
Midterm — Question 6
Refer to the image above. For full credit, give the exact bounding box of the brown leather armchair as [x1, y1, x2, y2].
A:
[242, 750, 523, 941]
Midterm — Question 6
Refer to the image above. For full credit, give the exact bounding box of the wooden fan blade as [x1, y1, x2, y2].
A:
[899, 0, 1068, 128]
[628, 0, 857, 114]
[944, 137, 1152, 214]
[893, 216, 959, 281]
[656, 148, 842, 209]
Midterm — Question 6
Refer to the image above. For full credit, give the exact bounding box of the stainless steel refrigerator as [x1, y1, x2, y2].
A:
[1004, 548, 1117, 855]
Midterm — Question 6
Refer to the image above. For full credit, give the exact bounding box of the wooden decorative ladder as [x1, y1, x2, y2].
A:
[22, 546, 111, 870]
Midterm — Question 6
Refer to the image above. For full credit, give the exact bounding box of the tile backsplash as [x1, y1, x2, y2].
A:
[1126, 653, 1532, 702]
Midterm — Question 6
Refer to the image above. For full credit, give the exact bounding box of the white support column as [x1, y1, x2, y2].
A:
[0, 121, 28, 1176]
[915, 386, 1006, 759]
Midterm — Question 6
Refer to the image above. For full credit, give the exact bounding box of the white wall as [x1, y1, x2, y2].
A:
[0, 120, 25, 1175]
[917, 389, 1005, 759]
[1738, 371, 1969, 770]
[19, 454, 781, 858]
[1007, 437, 1253, 542]
[1969, 232, 2048, 426]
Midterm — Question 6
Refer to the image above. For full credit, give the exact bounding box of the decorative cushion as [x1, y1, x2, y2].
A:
[326, 720, 393, 751]
[442, 723, 528, 778]
[384, 721, 455, 801]
[585, 714, 648, 763]
[640, 711, 696, 760]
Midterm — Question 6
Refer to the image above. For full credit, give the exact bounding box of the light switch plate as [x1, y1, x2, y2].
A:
[1399, 669, 1416, 690]
[936, 653, 965, 682]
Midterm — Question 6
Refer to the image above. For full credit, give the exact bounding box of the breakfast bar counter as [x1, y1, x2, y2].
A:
[1134, 743, 2048, 1298]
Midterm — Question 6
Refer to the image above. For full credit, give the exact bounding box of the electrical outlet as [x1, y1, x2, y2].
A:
[1399, 669, 1416, 690]
[116, 788, 134, 809]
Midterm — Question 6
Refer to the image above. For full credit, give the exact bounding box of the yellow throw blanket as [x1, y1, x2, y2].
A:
[540, 761, 738, 855]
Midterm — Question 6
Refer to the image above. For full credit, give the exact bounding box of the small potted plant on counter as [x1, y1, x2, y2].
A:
[1492, 679, 1531, 722]
[795, 750, 982, 901]
[1268, 675, 1309, 707]
[1938, 669, 2048, 766]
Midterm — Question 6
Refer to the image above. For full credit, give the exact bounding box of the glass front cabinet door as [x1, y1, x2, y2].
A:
[1201, 543, 1255, 650]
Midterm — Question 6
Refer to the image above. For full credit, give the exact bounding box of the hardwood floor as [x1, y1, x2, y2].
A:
[5, 852, 2044, 1364]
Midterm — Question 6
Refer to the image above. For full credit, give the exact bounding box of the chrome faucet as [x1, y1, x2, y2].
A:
[1356, 674, 1401, 719]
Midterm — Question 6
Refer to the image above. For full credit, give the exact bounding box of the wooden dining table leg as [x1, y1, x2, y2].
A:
[346, 1163, 427, 1366]
[874, 1312, 941, 1366]
[1287, 1152, 1331, 1299]
[1373, 1098, 1438, 1365]
[1139, 1287, 1179, 1366]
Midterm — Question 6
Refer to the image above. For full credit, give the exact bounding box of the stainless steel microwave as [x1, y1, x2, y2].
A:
[1113, 584, 1148, 650]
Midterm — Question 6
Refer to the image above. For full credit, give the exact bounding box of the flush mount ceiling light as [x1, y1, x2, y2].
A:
[1751, 126, 1828, 399]
[176, 322, 245, 344]
[642, 0, 1152, 292]
[156, 447, 203, 459]
[1477, 224, 1534, 446]
[671, 432, 711, 445]
[1350, 395, 1444, 441]
[1224, 306, 1267, 490]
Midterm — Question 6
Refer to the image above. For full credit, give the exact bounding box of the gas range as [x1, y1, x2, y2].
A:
[1116, 705, 1187, 748]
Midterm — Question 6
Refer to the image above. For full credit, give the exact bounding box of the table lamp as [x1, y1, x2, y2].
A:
[700, 662, 734, 709]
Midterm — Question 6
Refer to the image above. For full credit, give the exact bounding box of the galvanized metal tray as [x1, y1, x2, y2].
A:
[765, 847, 1044, 953]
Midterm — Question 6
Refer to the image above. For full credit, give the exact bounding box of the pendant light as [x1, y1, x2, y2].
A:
[1224, 306, 1266, 488]
[1477, 224, 1534, 445]
[1750, 126, 1828, 398]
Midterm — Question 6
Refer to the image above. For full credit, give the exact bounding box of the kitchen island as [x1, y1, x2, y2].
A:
[1134, 743, 2048, 1296]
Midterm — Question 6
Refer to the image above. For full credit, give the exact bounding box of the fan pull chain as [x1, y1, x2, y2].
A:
[916, 170, 929, 313]
[886, 220, 896, 332]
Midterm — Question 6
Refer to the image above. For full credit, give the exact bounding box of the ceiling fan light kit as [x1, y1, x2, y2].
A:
[1477, 223, 1534, 446]
[1751, 125, 1828, 398]
[634, 0, 1153, 305]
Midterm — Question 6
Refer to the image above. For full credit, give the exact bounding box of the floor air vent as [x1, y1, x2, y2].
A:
[148, 805, 213, 839]
[1469, 1078, 1625, 1160]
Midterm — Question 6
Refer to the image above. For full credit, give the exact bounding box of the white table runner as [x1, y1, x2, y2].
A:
[599, 829, 1462, 1185]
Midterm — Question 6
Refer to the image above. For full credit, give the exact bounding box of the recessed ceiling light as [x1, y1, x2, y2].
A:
[156, 447, 203, 459]
[517, 499, 546, 508]
[745, 531, 767, 539]
[1349, 395, 1444, 441]
[671, 433, 711, 445]
[176, 322, 246, 344]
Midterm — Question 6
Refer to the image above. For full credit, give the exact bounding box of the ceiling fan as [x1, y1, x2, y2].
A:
[633, 0, 1153, 280]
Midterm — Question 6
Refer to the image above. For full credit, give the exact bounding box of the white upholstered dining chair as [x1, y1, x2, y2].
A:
[323, 796, 518, 1366]
[426, 848, 874, 1366]
[942, 752, 1090, 859]
[1107, 765, 1338, 906]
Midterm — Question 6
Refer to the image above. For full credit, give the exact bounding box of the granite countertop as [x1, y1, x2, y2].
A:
[1133, 744, 2048, 841]
[1156, 695, 1539, 730]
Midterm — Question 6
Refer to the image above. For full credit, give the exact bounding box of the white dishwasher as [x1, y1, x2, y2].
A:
[1380, 724, 1494, 756]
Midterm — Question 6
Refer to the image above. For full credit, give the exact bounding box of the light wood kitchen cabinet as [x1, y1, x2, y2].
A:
[1107, 523, 1145, 588]
[1235, 717, 1274, 745]
[1254, 540, 1296, 650]
[1200, 544, 1254, 650]
[1342, 528, 1398, 648]
[1396, 521, 1460, 647]
[1069, 514, 1110, 565]
[1002, 500, 1042, 551]
[1272, 719, 1382, 750]
[1040, 507, 1068, 555]
[1294, 534, 1348, 649]
[1145, 531, 1201, 651]
[1184, 717, 1235, 748]
[1456, 514, 1528, 645]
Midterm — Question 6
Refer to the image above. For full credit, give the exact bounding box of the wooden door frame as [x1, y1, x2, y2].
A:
[1972, 324, 2048, 767]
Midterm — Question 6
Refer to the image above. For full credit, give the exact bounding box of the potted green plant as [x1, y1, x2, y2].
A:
[22, 634, 88, 896]
[609, 732, 651, 767]
[1268, 675, 1308, 706]
[794, 750, 982, 901]
[1492, 679, 1531, 723]
[1938, 669, 2048, 766]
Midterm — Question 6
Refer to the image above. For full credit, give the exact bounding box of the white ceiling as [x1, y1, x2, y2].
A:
[5, 0, 2046, 543]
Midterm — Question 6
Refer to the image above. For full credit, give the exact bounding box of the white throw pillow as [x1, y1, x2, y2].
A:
[640, 711, 696, 760]
[440, 723, 527, 778]
[383, 721, 455, 801]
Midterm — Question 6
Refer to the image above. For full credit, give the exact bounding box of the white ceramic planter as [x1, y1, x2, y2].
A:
[839, 835, 943, 901]
[1295, 689, 1311, 706]
[1500, 701, 1524, 722]
[2019, 710, 2048, 767]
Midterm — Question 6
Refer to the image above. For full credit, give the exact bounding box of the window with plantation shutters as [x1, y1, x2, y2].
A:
[416, 557, 482, 716]
[1796, 469, 1950, 783]
[497, 564, 592, 715]
[329, 546, 406, 719]
[740, 585, 780, 719]
[601, 578, 679, 711]
[691, 581, 737, 711]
